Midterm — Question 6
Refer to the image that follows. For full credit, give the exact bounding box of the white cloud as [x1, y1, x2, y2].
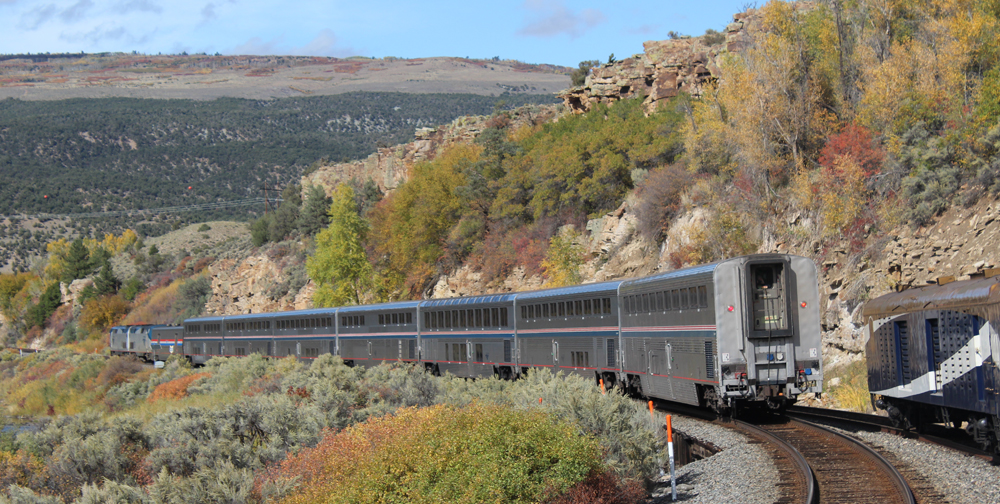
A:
[517, 0, 605, 38]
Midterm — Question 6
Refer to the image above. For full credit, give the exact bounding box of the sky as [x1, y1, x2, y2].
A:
[0, 0, 753, 67]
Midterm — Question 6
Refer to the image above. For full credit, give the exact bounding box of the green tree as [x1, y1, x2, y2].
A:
[297, 184, 332, 237]
[307, 185, 375, 307]
[25, 281, 61, 328]
[93, 258, 121, 297]
[269, 184, 302, 241]
[62, 239, 91, 283]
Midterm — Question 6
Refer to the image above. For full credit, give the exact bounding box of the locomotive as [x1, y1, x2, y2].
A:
[110, 254, 824, 412]
[865, 272, 1000, 451]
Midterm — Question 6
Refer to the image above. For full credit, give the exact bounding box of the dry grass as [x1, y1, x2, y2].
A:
[825, 359, 872, 413]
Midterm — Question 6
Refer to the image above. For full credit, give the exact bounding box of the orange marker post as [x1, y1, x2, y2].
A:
[648, 400, 655, 426]
[600, 379, 606, 395]
[666, 415, 676, 501]
[539, 397, 543, 405]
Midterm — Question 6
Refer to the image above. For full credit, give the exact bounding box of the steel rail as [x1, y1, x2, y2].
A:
[734, 419, 818, 504]
[790, 417, 915, 504]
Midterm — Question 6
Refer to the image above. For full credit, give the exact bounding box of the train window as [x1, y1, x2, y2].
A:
[528, 305, 534, 318]
[543, 304, 549, 318]
[476, 309, 483, 327]
[390, 313, 397, 325]
[698, 286, 708, 307]
[454, 310, 461, 328]
[654, 292, 663, 311]
[557, 302, 565, 316]
[475, 344, 483, 361]
[460, 310, 467, 327]
[603, 298, 612, 314]
[444, 312, 451, 328]
[521, 306, 527, 320]
[464, 309, 472, 327]
[669, 290, 678, 309]
[580, 299, 589, 315]
[485, 308, 492, 326]
[406, 313, 412, 324]
[341, 317, 347, 327]
[379, 314, 385, 325]
[437, 311, 445, 328]
[549, 303, 557, 317]
[423, 312, 431, 329]
[235, 348, 247, 356]
[500, 307, 508, 326]
[644, 295, 652, 313]
[566, 301, 574, 316]
[574, 300, 583, 316]
[492, 308, 500, 326]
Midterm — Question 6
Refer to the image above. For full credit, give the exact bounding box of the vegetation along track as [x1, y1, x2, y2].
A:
[737, 417, 915, 504]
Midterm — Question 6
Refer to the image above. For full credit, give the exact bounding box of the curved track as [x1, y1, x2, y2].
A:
[744, 417, 915, 504]
[733, 419, 817, 504]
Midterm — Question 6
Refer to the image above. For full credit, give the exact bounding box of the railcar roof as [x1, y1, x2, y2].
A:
[621, 263, 717, 288]
[338, 300, 422, 312]
[421, 294, 517, 307]
[514, 280, 624, 300]
[862, 275, 1000, 318]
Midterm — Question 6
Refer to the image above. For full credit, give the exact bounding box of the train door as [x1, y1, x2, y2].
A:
[643, 338, 655, 394]
[666, 342, 675, 399]
[989, 321, 1000, 416]
[552, 340, 560, 369]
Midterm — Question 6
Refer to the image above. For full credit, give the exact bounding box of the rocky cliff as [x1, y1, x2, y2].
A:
[301, 105, 560, 195]
[558, 4, 814, 114]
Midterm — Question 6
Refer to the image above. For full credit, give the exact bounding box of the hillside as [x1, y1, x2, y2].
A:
[0, 54, 571, 101]
[0, 92, 559, 272]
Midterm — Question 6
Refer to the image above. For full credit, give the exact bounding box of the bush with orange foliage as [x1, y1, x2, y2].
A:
[147, 372, 210, 402]
[271, 403, 602, 504]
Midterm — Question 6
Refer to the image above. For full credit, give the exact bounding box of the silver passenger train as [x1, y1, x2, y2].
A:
[111, 254, 823, 411]
[865, 273, 1000, 451]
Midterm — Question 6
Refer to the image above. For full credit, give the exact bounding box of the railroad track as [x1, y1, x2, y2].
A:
[737, 416, 915, 504]
[787, 405, 997, 463]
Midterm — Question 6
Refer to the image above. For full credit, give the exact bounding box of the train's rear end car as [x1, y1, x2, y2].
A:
[864, 275, 1000, 452]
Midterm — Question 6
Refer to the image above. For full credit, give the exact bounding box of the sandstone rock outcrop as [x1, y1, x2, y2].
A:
[302, 106, 559, 197]
[558, 5, 815, 114]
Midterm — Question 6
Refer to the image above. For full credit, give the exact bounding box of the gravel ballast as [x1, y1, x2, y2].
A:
[649, 416, 780, 504]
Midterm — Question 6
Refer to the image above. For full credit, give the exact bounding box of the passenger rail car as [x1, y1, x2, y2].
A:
[118, 254, 824, 412]
[864, 274, 1000, 451]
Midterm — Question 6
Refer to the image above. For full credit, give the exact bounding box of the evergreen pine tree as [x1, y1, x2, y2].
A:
[297, 184, 332, 236]
[62, 239, 91, 283]
[94, 258, 121, 296]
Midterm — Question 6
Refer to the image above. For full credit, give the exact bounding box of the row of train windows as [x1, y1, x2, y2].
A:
[378, 312, 413, 325]
[227, 321, 273, 331]
[277, 318, 333, 330]
[186, 323, 220, 333]
[342, 315, 366, 327]
[425, 308, 510, 329]
[521, 298, 612, 320]
[624, 286, 708, 315]
[444, 342, 511, 362]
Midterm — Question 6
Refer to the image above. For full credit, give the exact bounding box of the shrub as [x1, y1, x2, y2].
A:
[634, 164, 695, 242]
[546, 468, 646, 504]
[79, 295, 130, 334]
[196, 224, 211, 232]
[147, 373, 211, 403]
[273, 403, 602, 504]
[96, 356, 146, 388]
